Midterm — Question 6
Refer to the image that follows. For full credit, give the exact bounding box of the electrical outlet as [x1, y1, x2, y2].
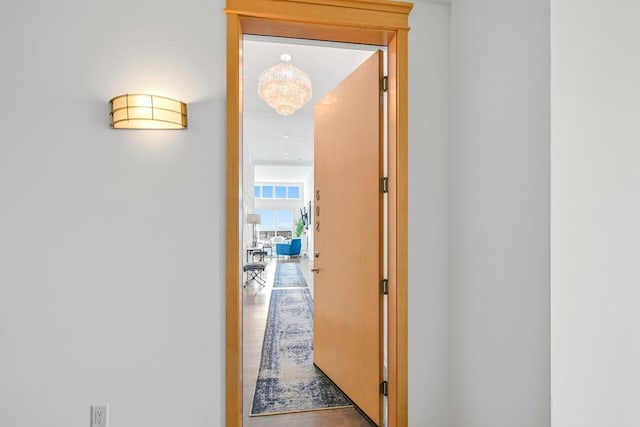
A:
[91, 405, 108, 427]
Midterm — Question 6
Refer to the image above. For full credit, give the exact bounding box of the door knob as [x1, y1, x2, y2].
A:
[314, 251, 320, 258]
[311, 267, 319, 273]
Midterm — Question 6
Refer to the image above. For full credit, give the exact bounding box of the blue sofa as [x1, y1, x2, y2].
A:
[275, 238, 302, 258]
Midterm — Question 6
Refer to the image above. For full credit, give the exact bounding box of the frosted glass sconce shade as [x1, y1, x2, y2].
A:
[109, 94, 187, 129]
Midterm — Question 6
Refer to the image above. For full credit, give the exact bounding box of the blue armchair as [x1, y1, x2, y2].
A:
[275, 238, 302, 258]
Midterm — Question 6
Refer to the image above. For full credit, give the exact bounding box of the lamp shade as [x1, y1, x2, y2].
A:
[109, 94, 187, 129]
[246, 213, 261, 224]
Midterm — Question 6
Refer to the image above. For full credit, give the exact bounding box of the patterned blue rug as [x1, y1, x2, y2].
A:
[273, 261, 307, 288]
[250, 289, 352, 416]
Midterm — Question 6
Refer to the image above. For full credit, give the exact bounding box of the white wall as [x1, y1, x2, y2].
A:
[408, 1, 451, 425]
[0, 1, 451, 426]
[449, 0, 550, 425]
[243, 155, 255, 248]
[0, 1, 226, 426]
[551, 1, 640, 426]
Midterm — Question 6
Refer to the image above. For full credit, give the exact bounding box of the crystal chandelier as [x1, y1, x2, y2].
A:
[258, 54, 312, 116]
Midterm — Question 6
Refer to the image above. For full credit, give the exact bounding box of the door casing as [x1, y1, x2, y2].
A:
[224, 1, 412, 426]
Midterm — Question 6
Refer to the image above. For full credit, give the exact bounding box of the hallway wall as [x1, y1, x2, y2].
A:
[0, 0, 450, 426]
[551, 1, 640, 425]
[0, 1, 226, 426]
[408, 1, 451, 426]
[449, 0, 551, 425]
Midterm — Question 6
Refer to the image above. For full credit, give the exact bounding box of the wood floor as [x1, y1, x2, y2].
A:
[242, 255, 372, 427]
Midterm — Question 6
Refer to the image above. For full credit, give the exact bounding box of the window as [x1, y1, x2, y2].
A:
[254, 184, 301, 200]
[259, 210, 275, 229]
[257, 209, 294, 240]
[275, 186, 287, 199]
[276, 210, 292, 230]
[288, 186, 300, 199]
[261, 186, 273, 198]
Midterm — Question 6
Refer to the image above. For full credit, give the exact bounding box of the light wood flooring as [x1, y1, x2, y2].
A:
[242, 255, 372, 426]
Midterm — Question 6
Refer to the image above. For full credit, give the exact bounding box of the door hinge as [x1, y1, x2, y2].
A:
[380, 177, 388, 193]
[381, 75, 389, 92]
[380, 380, 388, 396]
[380, 279, 388, 295]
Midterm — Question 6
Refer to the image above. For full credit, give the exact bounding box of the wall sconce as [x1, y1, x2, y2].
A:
[109, 94, 187, 129]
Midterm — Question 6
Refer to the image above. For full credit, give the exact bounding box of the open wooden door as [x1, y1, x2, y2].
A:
[313, 50, 384, 425]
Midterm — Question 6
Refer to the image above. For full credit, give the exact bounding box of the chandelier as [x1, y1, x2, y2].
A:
[258, 54, 312, 116]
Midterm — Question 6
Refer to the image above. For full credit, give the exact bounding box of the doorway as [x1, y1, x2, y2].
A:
[225, 1, 412, 426]
[242, 37, 384, 426]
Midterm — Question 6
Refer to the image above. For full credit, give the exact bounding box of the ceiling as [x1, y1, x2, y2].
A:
[243, 36, 381, 173]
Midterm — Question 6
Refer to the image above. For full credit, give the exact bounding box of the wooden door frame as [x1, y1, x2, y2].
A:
[224, 1, 412, 426]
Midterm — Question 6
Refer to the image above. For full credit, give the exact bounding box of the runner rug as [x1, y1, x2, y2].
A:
[272, 261, 308, 288]
[250, 288, 352, 416]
